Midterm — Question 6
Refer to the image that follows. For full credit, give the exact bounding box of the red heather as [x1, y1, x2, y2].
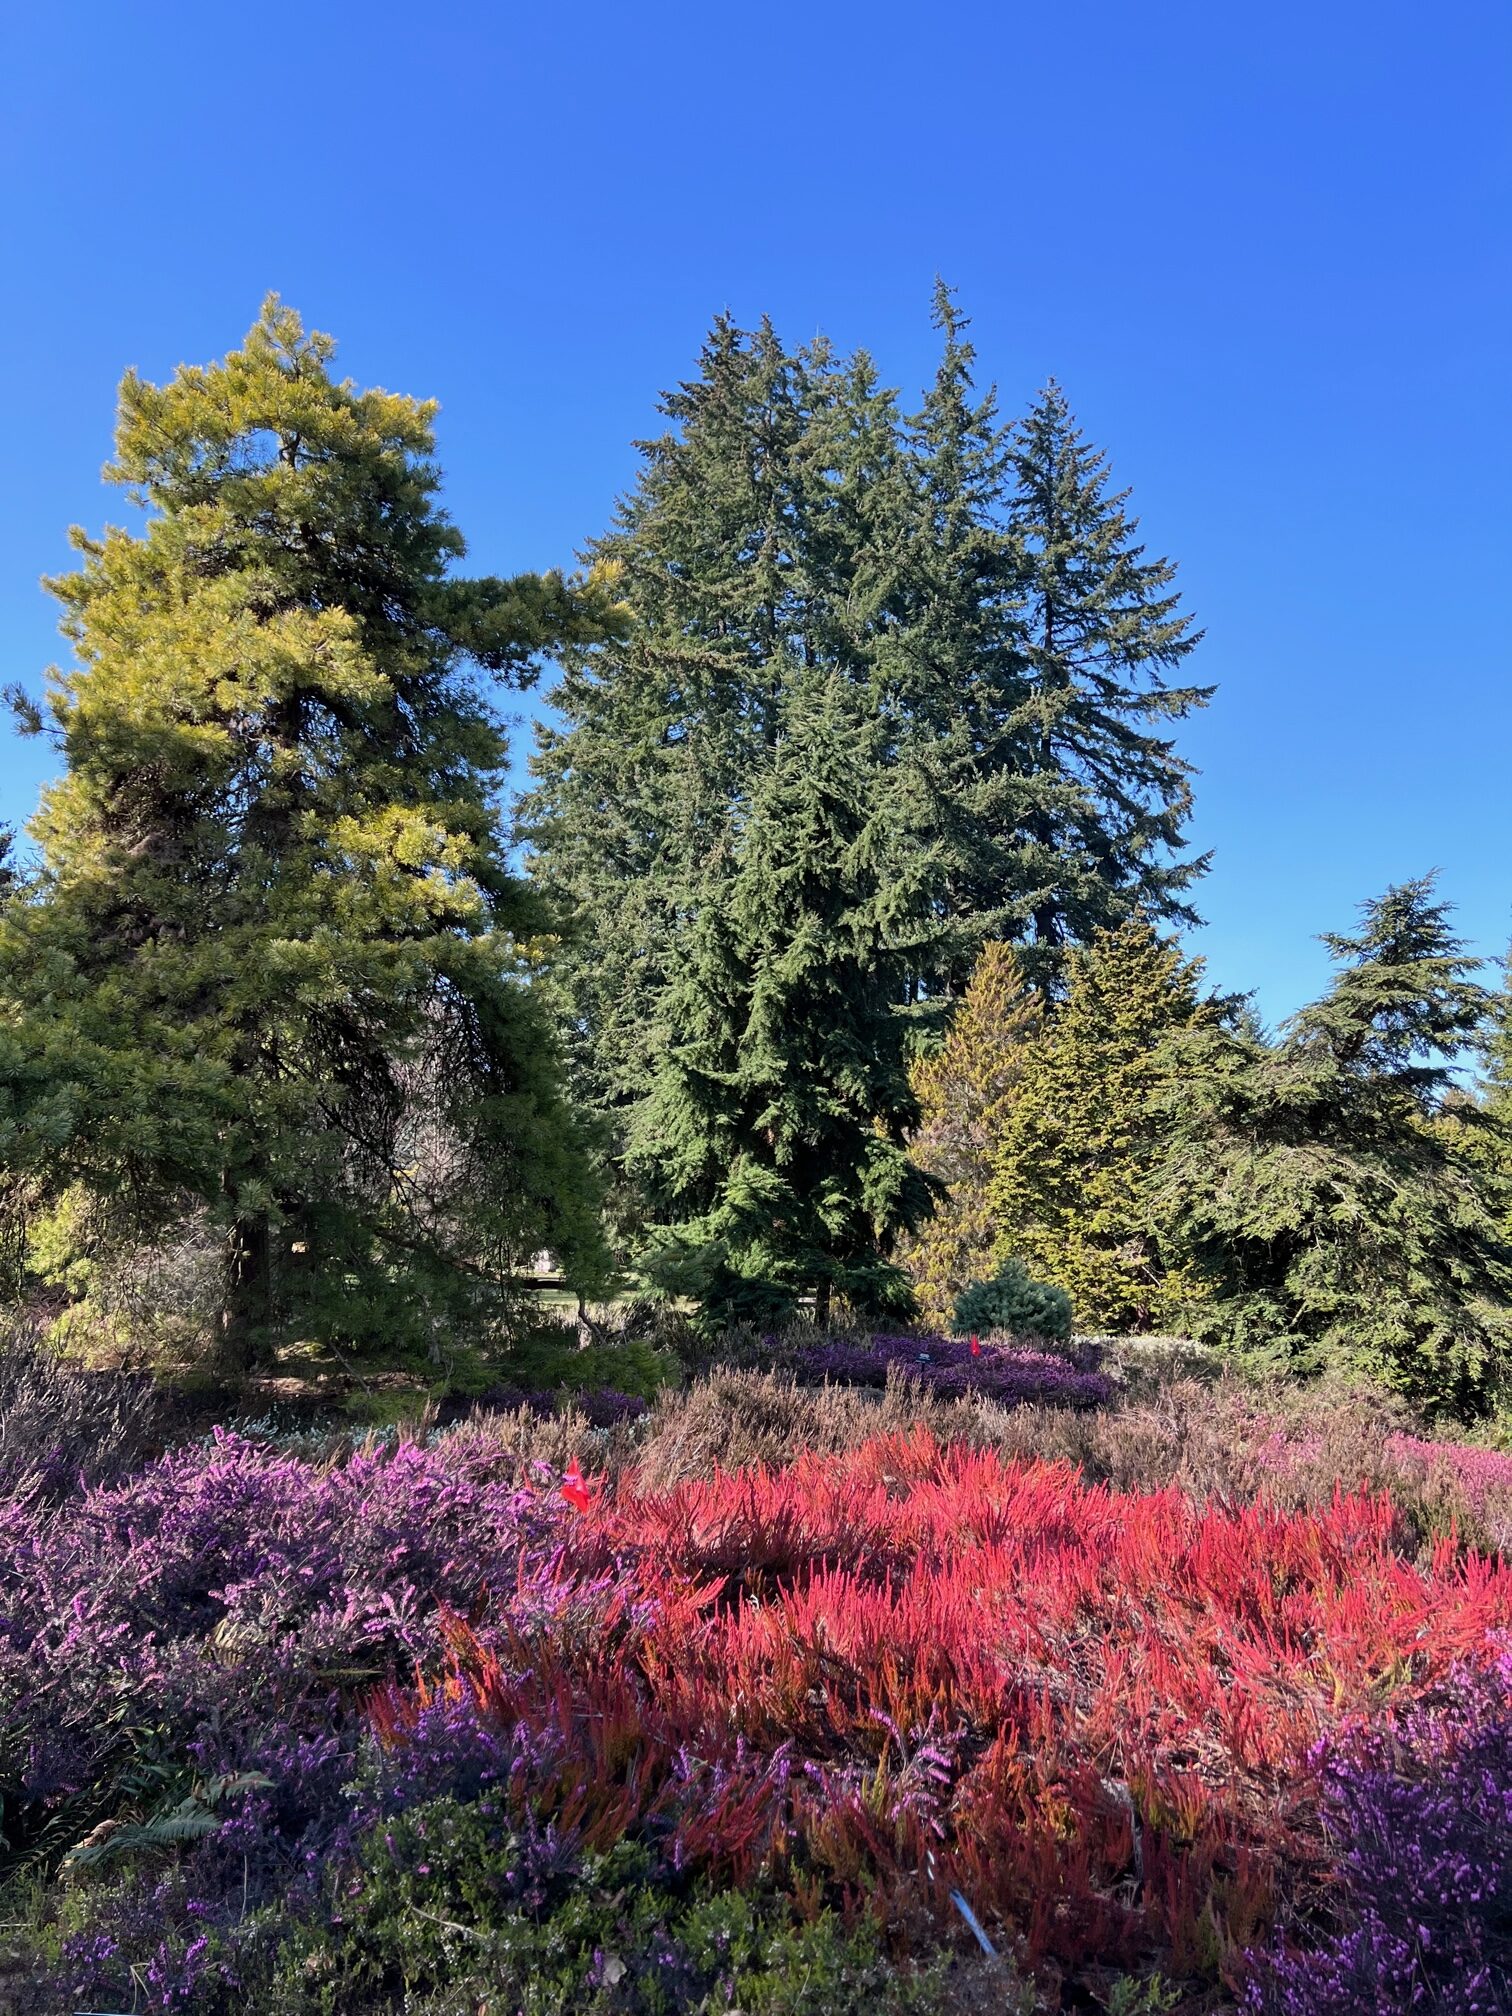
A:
[373, 1432, 1512, 1976]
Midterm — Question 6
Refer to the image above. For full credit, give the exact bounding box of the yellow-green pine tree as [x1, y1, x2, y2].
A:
[900, 942, 1040, 1323]
[988, 917, 1206, 1331]
[0, 300, 614, 1366]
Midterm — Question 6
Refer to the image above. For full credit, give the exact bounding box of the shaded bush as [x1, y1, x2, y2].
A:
[492, 1318, 680, 1402]
[0, 1325, 163, 1502]
[952, 1258, 1073, 1343]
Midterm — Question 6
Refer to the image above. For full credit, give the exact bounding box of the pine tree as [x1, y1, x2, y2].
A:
[629, 671, 939, 1326]
[0, 299, 612, 1367]
[1155, 879, 1512, 1414]
[988, 917, 1209, 1332]
[1009, 382, 1212, 957]
[899, 941, 1041, 1324]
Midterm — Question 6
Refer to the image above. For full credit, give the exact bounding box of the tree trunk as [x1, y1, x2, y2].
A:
[219, 1212, 272, 1376]
[812, 1276, 832, 1330]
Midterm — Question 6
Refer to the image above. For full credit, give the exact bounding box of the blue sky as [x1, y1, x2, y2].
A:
[2, 0, 1507, 1026]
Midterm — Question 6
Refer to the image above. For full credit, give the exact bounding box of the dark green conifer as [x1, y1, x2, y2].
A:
[887, 285, 1032, 990]
[524, 317, 817, 1132]
[1156, 878, 1512, 1414]
[630, 671, 939, 1326]
[1008, 382, 1212, 956]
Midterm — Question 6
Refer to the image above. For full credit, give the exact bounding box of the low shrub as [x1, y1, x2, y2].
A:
[791, 1329, 1109, 1409]
[0, 1426, 571, 1880]
[389, 1438, 1510, 1982]
[0, 1325, 163, 1502]
[9, 1363, 1512, 2010]
[255, 1831, 963, 2016]
[952, 1260, 1073, 1343]
[1243, 1660, 1512, 2014]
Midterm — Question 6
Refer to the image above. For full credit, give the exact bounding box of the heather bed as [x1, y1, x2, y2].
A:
[2, 1353, 1512, 2012]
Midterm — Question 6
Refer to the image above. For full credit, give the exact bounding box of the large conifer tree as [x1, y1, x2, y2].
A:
[629, 671, 939, 1326]
[1008, 382, 1211, 954]
[0, 300, 612, 1365]
[524, 317, 825, 1129]
[526, 299, 1212, 1273]
[885, 287, 1033, 991]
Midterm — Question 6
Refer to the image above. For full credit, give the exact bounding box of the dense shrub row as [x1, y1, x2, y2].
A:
[788, 1329, 1111, 1408]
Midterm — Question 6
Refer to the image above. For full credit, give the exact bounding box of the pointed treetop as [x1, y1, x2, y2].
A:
[1291, 873, 1490, 1084]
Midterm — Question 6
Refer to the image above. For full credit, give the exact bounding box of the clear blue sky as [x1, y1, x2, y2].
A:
[2, 0, 1508, 1026]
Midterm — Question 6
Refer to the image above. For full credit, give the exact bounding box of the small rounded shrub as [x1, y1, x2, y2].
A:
[952, 1258, 1072, 1342]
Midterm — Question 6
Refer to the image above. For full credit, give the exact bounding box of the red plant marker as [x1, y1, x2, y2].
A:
[561, 1463, 592, 1513]
[970, 1333, 981, 1357]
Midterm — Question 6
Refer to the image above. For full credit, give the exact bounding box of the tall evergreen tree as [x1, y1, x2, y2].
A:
[0, 299, 613, 1366]
[1008, 382, 1212, 956]
[988, 917, 1210, 1331]
[526, 300, 1214, 1266]
[1155, 879, 1512, 1413]
[899, 940, 1041, 1324]
[885, 286, 1033, 990]
[523, 317, 821, 1130]
[629, 671, 939, 1326]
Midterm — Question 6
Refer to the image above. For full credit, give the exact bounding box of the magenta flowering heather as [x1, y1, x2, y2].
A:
[790, 1331, 1112, 1409]
[1242, 1661, 1512, 2016]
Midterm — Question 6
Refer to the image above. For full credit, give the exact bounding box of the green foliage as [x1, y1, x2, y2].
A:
[1007, 382, 1211, 959]
[497, 1320, 678, 1402]
[1103, 1974, 1182, 2015]
[1155, 878, 1512, 1416]
[901, 941, 1042, 1323]
[630, 670, 940, 1326]
[0, 299, 612, 1366]
[988, 917, 1210, 1332]
[61, 1772, 273, 1870]
[268, 1818, 953, 2016]
[951, 1257, 1072, 1341]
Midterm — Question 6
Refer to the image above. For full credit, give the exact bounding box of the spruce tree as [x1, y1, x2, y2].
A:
[1008, 382, 1212, 956]
[988, 916, 1209, 1331]
[1155, 879, 1512, 1413]
[0, 299, 612, 1366]
[899, 940, 1041, 1324]
[629, 671, 939, 1326]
